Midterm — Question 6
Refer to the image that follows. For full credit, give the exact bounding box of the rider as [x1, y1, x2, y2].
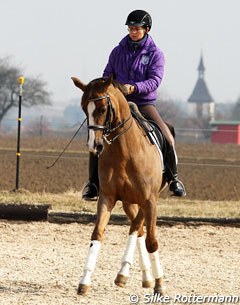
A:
[82, 9, 186, 200]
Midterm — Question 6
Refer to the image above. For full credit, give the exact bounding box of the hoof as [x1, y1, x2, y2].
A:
[142, 280, 153, 288]
[77, 283, 90, 295]
[154, 278, 166, 296]
[154, 285, 167, 296]
[114, 274, 128, 288]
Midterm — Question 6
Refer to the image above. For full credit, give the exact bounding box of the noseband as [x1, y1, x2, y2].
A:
[87, 94, 132, 144]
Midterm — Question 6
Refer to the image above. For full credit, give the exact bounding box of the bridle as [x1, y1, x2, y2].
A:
[87, 94, 133, 145]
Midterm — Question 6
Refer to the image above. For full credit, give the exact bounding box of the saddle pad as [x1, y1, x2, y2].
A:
[130, 108, 166, 172]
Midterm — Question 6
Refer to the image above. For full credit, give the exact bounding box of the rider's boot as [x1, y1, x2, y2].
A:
[82, 152, 99, 201]
[165, 145, 186, 197]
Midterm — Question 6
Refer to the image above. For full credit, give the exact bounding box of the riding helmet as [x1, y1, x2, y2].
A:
[125, 10, 152, 30]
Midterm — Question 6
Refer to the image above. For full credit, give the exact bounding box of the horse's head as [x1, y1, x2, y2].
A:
[72, 75, 119, 155]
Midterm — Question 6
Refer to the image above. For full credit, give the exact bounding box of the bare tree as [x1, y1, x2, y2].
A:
[25, 115, 52, 137]
[0, 57, 52, 124]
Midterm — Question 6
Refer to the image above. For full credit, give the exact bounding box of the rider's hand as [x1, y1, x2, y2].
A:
[124, 84, 135, 95]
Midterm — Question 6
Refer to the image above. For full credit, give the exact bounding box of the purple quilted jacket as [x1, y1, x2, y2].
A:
[103, 34, 165, 106]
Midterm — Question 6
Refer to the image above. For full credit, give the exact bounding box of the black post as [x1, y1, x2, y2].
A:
[15, 76, 24, 190]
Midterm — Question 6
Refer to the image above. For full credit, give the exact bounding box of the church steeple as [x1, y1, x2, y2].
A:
[188, 53, 215, 120]
[198, 54, 205, 78]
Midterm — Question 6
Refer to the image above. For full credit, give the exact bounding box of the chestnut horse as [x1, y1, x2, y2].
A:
[72, 75, 166, 295]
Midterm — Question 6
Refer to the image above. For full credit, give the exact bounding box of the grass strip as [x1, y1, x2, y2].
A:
[0, 189, 239, 218]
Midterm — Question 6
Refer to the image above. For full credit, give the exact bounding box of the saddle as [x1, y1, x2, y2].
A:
[128, 102, 167, 162]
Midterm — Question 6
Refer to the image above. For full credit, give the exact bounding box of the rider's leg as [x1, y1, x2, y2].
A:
[138, 104, 175, 146]
[138, 104, 186, 197]
[82, 152, 99, 200]
[164, 142, 186, 197]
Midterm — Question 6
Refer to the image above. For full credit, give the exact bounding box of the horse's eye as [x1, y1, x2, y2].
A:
[100, 107, 107, 114]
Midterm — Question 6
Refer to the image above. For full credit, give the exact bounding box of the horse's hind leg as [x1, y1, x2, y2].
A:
[115, 204, 152, 288]
[143, 199, 166, 295]
[127, 205, 153, 288]
[137, 234, 153, 288]
[77, 196, 115, 295]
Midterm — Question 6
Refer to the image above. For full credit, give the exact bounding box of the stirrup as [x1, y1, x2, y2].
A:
[169, 179, 186, 197]
[82, 182, 99, 201]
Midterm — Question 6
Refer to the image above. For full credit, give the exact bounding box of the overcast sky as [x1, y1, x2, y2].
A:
[1, 0, 240, 113]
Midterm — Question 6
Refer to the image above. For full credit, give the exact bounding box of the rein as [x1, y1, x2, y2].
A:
[87, 94, 133, 145]
[46, 118, 87, 169]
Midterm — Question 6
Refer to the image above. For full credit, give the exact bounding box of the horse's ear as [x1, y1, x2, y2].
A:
[109, 74, 114, 83]
[104, 74, 114, 87]
[71, 77, 86, 92]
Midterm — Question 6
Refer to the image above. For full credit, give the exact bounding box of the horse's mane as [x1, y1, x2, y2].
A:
[83, 76, 127, 100]
[112, 79, 128, 96]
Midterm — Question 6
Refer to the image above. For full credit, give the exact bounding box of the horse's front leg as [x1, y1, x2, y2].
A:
[77, 196, 115, 295]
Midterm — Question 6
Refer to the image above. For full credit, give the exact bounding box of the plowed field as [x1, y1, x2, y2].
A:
[0, 137, 239, 201]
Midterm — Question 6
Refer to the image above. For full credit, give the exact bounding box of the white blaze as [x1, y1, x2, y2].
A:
[87, 102, 96, 152]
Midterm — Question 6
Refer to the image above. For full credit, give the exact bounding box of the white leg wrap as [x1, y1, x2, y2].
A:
[119, 262, 131, 277]
[80, 240, 101, 285]
[149, 250, 164, 279]
[121, 232, 137, 266]
[80, 270, 91, 285]
[137, 236, 151, 271]
[142, 269, 153, 283]
[137, 236, 153, 282]
[119, 232, 137, 277]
